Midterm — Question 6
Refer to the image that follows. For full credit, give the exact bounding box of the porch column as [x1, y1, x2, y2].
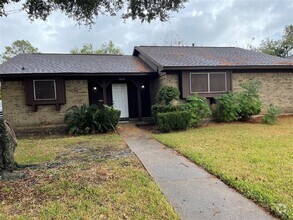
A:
[131, 80, 143, 121]
[137, 86, 142, 120]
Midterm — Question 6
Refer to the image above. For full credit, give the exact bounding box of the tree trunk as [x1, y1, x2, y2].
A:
[0, 120, 17, 173]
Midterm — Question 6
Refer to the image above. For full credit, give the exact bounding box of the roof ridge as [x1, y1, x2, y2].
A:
[136, 45, 237, 48]
[18, 53, 128, 56]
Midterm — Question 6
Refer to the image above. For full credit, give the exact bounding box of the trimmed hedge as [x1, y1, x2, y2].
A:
[157, 111, 192, 133]
[151, 104, 179, 122]
[155, 86, 180, 104]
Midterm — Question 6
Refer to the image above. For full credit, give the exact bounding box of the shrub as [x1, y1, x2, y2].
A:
[64, 104, 98, 135]
[64, 104, 120, 135]
[93, 105, 121, 133]
[157, 111, 192, 133]
[156, 86, 180, 104]
[213, 93, 240, 122]
[181, 95, 212, 127]
[151, 104, 179, 122]
[238, 80, 262, 120]
[213, 80, 262, 122]
[262, 105, 281, 125]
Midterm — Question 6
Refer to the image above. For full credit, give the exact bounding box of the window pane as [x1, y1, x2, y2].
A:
[210, 73, 226, 92]
[190, 74, 208, 92]
[34, 81, 56, 100]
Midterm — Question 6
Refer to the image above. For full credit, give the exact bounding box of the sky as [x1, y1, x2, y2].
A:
[0, 0, 292, 55]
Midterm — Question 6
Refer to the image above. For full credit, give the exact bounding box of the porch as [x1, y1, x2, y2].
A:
[88, 76, 152, 120]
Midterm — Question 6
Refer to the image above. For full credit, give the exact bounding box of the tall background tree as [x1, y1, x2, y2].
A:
[1, 40, 38, 62]
[250, 25, 293, 57]
[0, 0, 187, 25]
[71, 41, 123, 55]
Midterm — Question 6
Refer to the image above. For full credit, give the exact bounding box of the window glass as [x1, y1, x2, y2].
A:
[34, 80, 56, 100]
[190, 74, 208, 92]
[210, 73, 226, 92]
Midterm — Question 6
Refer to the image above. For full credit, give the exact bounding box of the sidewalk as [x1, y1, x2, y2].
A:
[118, 123, 274, 220]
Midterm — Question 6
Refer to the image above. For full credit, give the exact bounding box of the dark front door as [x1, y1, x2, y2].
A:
[140, 81, 151, 117]
[88, 81, 103, 107]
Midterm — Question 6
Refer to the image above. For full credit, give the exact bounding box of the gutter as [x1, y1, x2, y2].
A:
[0, 72, 157, 79]
[161, 65, 293, 71]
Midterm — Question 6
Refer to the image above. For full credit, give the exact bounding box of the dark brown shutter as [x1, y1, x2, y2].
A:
[24, 79, 34, 105]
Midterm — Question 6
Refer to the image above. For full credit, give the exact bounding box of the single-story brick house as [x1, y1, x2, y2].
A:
[0, 46, 292, 129]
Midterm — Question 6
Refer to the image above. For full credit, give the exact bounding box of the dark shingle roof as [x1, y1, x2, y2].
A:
[286, 55, 293, 60]
[134, 46, 293, 70]
[0, 53, 155, 75]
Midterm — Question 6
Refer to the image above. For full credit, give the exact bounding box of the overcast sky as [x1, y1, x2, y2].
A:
[0, 0, 292, 55]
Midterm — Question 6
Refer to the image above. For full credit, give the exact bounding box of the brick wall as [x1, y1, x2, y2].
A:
[149, 73, 179, 105]
[232, 72, 293, 113]
[1, 80, 89, 128]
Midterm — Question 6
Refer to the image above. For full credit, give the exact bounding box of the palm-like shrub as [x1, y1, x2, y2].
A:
[93, 105, 121, 133]
[64, 104, 98, 135]
[64, 104, 120, 135]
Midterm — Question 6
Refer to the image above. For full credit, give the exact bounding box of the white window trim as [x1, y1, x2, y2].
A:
[33, 79, 57, 101]
[190, 72, 227, 94]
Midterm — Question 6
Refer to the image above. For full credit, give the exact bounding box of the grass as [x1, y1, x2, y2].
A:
[0, 133, 179, 220]
[155, 117, 293, 220]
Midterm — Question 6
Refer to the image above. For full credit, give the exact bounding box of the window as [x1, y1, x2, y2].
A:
[33, 80, 57, 101]
[190, 72, 227, 93]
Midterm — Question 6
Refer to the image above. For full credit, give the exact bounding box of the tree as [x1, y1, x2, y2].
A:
[0, 0, 187, 25]
[97, 41, 123, 55]
[257, 25, 293, 57]
[71, 41, 123, 55]
[0, 120, 17, 175]
[162, 34, 189, 46]
[1, 40, 38, 62]
[70, 43, 96, 55]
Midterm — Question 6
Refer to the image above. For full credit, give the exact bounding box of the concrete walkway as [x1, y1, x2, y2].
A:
[118, 124, 274, 220]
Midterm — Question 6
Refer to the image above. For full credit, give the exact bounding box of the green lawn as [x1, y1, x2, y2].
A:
[155, 117, 293, 220]
[0, 134, 179, 220]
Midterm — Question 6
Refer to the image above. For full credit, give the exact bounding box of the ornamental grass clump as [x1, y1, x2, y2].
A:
[262, 105, 281, 125]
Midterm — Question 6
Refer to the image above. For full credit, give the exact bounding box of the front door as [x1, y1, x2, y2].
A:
[112, 83, 129, 118]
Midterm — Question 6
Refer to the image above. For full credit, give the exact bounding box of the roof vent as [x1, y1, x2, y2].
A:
[21, 66, 25, 70]
[192, 43, 195, 47]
